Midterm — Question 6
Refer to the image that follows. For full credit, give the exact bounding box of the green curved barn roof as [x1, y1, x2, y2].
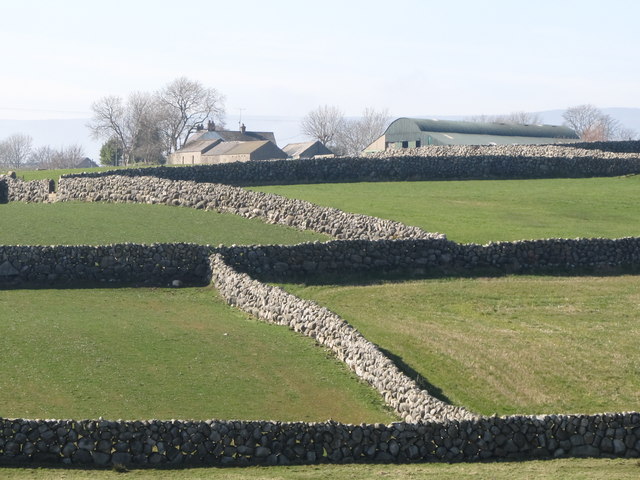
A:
[386, 118, 579, 139]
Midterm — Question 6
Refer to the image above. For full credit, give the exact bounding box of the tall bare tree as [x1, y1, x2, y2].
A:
[562, 104, 608, 140]
[562, 104, 635, 141]
[88, 92, 158, 165]
[156, 77, 225, 153]
[335, 108, 390, 156]
[300, 105, 345, 147]
[0, 133, 33, 168]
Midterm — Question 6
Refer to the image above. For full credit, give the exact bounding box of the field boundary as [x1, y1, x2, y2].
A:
[2, 150, 640, 466]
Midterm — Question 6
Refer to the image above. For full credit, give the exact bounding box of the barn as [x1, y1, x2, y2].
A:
[167, 123, 286, 165]
[283, 141, 334, 159]
[365, 118, 579, 152]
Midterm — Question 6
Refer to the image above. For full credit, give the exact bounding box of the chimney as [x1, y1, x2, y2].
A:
[207, 120, 215, 132]
[240, 123, 246, 134]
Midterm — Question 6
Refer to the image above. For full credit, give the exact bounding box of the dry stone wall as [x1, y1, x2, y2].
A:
[218, 237, 640, 281]
[0, 174, 52, 203]
[1, 412, 638, 467]
[0, 244, 210, 286]
[60, 144, 640, 186]
[3, 150, 640, 467]
[209, 254, 476, 425]
[568, 140, 640, 153]
[57, 175, 441, 241]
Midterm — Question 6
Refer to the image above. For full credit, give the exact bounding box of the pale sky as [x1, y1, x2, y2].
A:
[1, 0, 639, 124]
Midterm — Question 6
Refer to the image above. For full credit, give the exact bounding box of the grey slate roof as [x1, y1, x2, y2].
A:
[283, 141, 334, 158]
[187, 130, 277, 145]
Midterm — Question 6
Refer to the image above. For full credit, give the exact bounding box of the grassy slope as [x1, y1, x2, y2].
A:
[282, 275, 640, 416]
[0, 202, 327, 246]
[253, 176, 640, 243]
[6, 166, 143, 188]
[0, 458, 638, 479]
[0, 287, 394, 423]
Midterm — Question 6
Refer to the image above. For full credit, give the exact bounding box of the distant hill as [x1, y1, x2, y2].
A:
[428, 108, 640, 137]
[536, 108, 640, 136]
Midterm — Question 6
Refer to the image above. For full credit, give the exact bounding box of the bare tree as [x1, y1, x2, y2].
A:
[88, 92, 158, 165]
[30, 145, 56, 168]
[335, 108, 390, 156]
[501, 111, 543, 125]
[0, 133, 33, 169]
[300, 105, 345, 147]
[615, 126, 637, 141]
[54, 144, 85, 168]
[30, 144, 86, 169]
[467, 111, 542, 125]
[155, 77, 225, 153]
[88, 95, 130, 165]
[561, 104, 635, 141]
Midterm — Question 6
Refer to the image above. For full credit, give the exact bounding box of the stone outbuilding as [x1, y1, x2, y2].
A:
[364, 118, 580, 152]
[202, 140, 287, 164]
[167, 123, 287, 165]
[283, 141, 334, 159]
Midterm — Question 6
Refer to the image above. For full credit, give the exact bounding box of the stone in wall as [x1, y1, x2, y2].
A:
[0, 411, 638, 467]
[0, 243, 211, 286]
[0, 174, 53, 203]
[59, 143, 640, 186]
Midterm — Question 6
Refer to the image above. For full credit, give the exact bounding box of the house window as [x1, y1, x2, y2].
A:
[416, 140, 421, 148]
[402, 141, 409, 148]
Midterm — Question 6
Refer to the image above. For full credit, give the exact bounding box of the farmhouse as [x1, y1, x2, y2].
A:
[365, 118, 580, 152]
[283, 140, 334, 159]
[167, 122, 287, 165]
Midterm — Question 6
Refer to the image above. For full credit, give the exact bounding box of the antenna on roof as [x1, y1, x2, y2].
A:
[238, 108, 245, 130]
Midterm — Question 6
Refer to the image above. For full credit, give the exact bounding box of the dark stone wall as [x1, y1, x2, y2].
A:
[218, 237, 640, 281]
[568, 140, 640, 153]
[0, 243, 211, 287]
[1, 413, 638, 467]
[0, 178, 7, 203]
[59, 144, 640, 187]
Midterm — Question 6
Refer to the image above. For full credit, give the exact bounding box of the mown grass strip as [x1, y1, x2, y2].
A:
[254, 176, 640, 243]
[0, 458, 638, 479]
[282, 275, 640, 416]
[0, 202, 327, 246]
[0, 287, 395, 423]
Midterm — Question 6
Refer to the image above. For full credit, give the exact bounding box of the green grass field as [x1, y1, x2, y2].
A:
[282, 275, 640, 416]
[3, 174, 640, 477]
[1, 458, 638, 479]
[0, 287, 394, 423]
[253, 176, 640, 243]
[0, 202, 327, 246]
[4, 167, 120, 188]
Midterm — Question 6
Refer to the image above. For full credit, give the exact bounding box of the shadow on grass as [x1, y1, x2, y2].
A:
[377, 346, 454, 406]
[0, 279, 211, 291]
[272, 264, 640, 288]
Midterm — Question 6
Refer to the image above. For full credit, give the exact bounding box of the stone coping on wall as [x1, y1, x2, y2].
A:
[57, 143, 640, 187]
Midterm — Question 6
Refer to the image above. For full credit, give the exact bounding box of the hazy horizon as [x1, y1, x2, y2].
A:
[2, 107, 639, 163]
